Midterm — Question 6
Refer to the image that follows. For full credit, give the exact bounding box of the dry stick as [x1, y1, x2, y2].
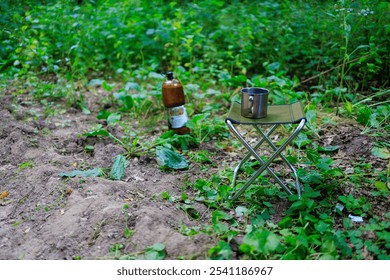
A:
[295, 56, 368, 87]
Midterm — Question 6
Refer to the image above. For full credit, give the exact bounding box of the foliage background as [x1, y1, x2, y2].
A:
[1, 0, 389, 89]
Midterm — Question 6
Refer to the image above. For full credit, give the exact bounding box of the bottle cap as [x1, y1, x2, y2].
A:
[166, 72, 174, 80]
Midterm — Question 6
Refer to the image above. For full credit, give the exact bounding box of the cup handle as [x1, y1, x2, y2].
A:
[249, 95, 254, 114]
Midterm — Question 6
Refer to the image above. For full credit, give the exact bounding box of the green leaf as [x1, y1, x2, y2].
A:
[356, 106, 372, 125]
[320, 238, 337, 254]
[110, 155, 129, 180]
[212, 222, 230, 235]
[145, 243, 166, 260]
[97, 110, 111, 120]
[302, 191, 321, 199]
[59, 167, 103, 178]
[278, 216, 293, 228]
[316, 157, 333, 171]
[83, 128, 110, 137]
[235, 206, 248, 217]
[299, 169, 321, 184]
[345, 101, 352, 115]
[369, 114, 380, 129]
[375, 181, 389, 193]
[318, 145, 340, 152]
[178, 204, 200, 220]
[84, 145, 94, 152]
[114, 91, 134, 111]
[107, 112, 121, 125]
[102, 81, 115, 92]
[371, 147, 390, 159]
[212, 210, 233, 223]
[325, 168, 344, 177]
[343, 217, 353, 229]
[156, 146, 189, 170]
[305, 110, 317, 124]
[88, 79, 105, 86]
[77, 93, 91, 115]
[306, 149, 320, 163]
[265, 232, 282, 252]
[334, 231, 352, 257]
[293, 133, 311, 148]
[150, 243, 165, 251]
[124, 82, 140, 90]
[315, 221, 330, 233]
[242, 228, 281, 255]
[239, 243, 254, 255]
[121, 95, 134, 111]
[208, 241, 232, 260]
[78, 102, 91, 115]
[288, 200, 304, 212]
[123, 228, 134, 238]
[159, 130, 176, 139]
[110, 243, 124, 253]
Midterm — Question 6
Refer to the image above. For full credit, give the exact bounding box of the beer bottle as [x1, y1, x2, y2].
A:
[162, 72, 190, 135]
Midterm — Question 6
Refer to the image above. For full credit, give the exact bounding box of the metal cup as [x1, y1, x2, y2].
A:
[241, 87, 268, 118]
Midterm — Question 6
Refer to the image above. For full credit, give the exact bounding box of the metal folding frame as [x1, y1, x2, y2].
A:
[225, 101, 307, 200]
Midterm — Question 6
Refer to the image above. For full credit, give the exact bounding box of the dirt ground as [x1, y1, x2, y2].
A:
[0, 91, 220, 260]
[0, 89, 388, 260]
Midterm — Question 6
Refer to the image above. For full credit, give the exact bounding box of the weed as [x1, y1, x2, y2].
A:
[108, 242, 166, 260]
[122, 204, 135, 240]
[89, 219, 107, 246]
[17, 161, 34, 172]
[110, 243, 125, 259]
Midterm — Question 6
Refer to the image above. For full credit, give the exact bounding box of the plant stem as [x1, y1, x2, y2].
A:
[336, 9, 349, 116]
[297, 56, 367, 87]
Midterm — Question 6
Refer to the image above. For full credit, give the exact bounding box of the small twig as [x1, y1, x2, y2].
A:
[296, 56, 368, 87]
[200, 207, 211, 220]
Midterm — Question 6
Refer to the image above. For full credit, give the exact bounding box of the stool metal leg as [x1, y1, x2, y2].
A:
[227, 120, 292, 198]
[254, 124, 304, 198]
[227, 119, 306, 200]
[231, 125, 291, 195]
[231, 124, 278, 187]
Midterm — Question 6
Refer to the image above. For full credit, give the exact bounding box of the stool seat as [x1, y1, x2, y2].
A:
[225, 101, 307, 200]
[226, 101, 306, 125]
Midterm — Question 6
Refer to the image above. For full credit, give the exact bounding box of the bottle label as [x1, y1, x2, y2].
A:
[167, 105, 188, 129]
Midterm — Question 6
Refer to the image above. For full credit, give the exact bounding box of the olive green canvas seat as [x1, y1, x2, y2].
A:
[225, 101, 307, 200]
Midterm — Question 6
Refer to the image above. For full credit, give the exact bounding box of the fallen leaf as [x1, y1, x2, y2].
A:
[59, 167, 103, 178]
[156, 146, 189, 170]
[109, 155, 129, 180]
[0, 190, 9, 199]
[371, 146, 390, 159]
[223, 146, 234, 152]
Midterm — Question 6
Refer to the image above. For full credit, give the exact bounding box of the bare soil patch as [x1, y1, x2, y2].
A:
[0, 93, 215, 259]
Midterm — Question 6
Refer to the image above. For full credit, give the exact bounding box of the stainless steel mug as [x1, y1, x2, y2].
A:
[241, 87, 268, 118]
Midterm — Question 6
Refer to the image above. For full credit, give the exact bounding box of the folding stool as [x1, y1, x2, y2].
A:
[225, 101, 307, 200]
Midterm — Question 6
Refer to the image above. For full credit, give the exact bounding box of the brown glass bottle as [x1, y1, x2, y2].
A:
[162, 72, 190, 135]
